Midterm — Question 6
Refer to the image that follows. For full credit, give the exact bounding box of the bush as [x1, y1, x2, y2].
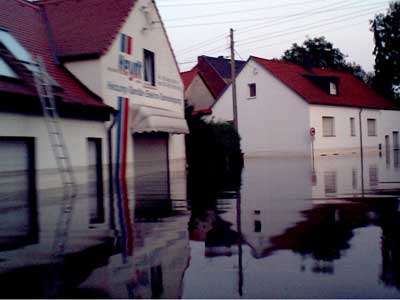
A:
[185, 111, 243, 202]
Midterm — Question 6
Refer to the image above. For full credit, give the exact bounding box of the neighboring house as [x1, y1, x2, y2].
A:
[181, 55, 245, 112]
[211, 56, 400, 157]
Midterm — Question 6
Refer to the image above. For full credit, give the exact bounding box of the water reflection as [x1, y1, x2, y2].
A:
[184, 153, 400, 298]
[2, 152, 400, 298]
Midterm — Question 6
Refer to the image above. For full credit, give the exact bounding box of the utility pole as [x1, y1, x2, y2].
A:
[230, 28, 239, 131]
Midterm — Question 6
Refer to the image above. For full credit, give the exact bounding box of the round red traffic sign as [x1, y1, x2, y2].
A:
[310, 127, 316, 137]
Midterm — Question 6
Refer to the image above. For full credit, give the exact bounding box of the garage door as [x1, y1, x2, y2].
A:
[0, 138, 37, 249]
[133, 133, 170, 202]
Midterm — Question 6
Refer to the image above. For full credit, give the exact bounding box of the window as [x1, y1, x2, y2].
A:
[350, 117, 356, 136]
[143, 49, 155, 86]
[324, 171, 337, 194]
[0, 57, 17, 78]
[0, 27, 34, 71]
[248, 83, 256, 98]
[254, 220, 262, 233]
[367, 118, 377, 136]
[329, 82, 337, 95]
[322, 116, 335, 137]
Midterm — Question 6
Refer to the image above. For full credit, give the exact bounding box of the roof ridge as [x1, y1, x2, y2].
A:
[251, 55, 358, 77]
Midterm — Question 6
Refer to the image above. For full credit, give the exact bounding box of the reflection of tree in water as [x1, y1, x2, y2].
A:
[379, 207, 400, 290]
[269, 205, 365, 262]
[186, 114, 243, 256]
[265, 198, 400, 278]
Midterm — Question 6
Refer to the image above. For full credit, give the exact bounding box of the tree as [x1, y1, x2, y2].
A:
[281, 36, 370, 83]
[371, 1, 400, 101]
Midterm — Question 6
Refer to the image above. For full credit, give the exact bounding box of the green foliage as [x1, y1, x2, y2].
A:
[371, 1, 400, 101]
[281, 36, 370, 84]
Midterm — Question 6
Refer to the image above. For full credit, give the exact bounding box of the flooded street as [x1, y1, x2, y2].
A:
[2, 152, 400, 298]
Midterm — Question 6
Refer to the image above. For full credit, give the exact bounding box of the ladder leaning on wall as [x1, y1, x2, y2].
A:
[32, 57, 77, 295]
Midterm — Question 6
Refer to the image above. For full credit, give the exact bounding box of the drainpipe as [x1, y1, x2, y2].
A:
[359, 108, 365, 196]
[107, 113, 117, 231]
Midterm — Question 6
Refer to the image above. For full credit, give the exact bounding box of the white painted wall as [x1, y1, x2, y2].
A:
[212, 59, 310, 157]
[65, 59, 102, 96]
[185, 74, 215, 110]
[0, 112, 107, 190]
[310, 105, 400, 155]
[381, 110, 400, 151]
[64, 0, 187, 170]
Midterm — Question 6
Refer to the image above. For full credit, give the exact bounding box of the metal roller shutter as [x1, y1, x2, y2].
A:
[0, 138, 37, 249]
[133, 133, 170, 202]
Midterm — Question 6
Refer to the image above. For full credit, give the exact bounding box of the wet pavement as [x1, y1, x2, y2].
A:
[1, 151, 400, 298]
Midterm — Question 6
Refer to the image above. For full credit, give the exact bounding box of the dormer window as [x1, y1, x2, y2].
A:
[0, 57, 17, 78]
[329, 82, 338, 95]
[0, 27, 34, 69]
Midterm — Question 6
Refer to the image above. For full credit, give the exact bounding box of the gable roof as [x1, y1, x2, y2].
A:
[0, 0, 112, 115]
[181, 55, 245, 100]
[203, 55, 246, 81]
[181, 67, 199, 91]
[37, 0, 137, 61]
[252, 56, 395, 110]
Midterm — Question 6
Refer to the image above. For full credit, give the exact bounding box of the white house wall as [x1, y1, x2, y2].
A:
[185, 74, 215, 110]
[103, 0, 186, 176]
[381, 110, 400, 150]
[309, 105, 386, 155]
[65, 59, 103, 97]
[212, 59, 310, 157]
[0, 112, 108, 190]
[63, 0, 187, 177]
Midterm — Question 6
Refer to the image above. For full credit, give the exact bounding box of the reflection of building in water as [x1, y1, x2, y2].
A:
[77, 213, 190, 299]
[311, 154, 400, 198]
[216, 158, 313, 259]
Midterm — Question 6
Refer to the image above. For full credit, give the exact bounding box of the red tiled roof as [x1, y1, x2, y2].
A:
[0, 0, 111, 110]
[252, 56, 395, 110]
[181, 56, 245, 102]
[197, 56, 229, 99]
[38, 0, 137, 60]
[181, 67, 198, 91]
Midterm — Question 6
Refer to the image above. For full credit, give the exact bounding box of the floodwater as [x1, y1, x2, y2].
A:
[1, 151, 400, 298]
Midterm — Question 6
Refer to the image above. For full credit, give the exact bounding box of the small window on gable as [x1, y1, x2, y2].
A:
[143, 49, 155, 86]
[0, 57, 17, 78]
[248, 83, 256, 98]
[329, 82, 338, 95]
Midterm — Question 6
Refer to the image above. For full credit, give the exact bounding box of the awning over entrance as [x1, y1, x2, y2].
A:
[131, 105, 189, 134]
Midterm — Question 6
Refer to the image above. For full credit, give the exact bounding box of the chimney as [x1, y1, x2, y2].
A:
[302, 53, 313, 71]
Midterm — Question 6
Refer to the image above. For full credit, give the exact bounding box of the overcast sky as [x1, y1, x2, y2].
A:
[156, 0, 392, 72]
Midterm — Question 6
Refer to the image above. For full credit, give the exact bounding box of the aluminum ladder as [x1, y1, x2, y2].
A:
[32, 57, 77, 296]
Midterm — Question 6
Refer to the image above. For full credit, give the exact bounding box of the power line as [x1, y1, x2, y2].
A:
[175, 0, 376, 60]
[174, 0, 353, 56]
[178, 4, 385, 63]
[236, 4, 386, 47]
[245, 18, 371, 53]
[163, 0, 327, 22]
[158, 0, 274, 8]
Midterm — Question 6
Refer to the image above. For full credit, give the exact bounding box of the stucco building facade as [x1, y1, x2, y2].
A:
[210, 56, 400, 157]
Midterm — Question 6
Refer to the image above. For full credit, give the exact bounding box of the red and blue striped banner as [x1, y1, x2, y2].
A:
[120, 33, 132, 55]
[115, 96, 134, 260]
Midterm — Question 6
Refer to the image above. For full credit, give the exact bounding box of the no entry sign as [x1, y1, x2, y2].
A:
[310, 127, 316, 137]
